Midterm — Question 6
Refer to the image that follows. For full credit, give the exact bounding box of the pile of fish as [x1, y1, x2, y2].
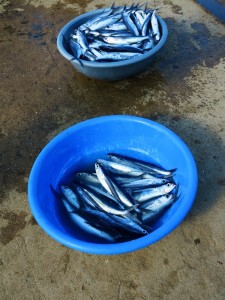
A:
[66, 3, 162, 63]
[53, 153, 179, 242]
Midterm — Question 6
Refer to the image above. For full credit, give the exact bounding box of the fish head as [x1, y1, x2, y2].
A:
[165, 182, 176, 193]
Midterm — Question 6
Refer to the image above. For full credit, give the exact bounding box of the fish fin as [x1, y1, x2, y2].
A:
[170, 168, 177, 174]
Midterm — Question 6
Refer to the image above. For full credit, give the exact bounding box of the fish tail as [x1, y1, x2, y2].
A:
[127, 203, 140, 212]
[50, 184, 62, 200]
[70, 56, 84, 67]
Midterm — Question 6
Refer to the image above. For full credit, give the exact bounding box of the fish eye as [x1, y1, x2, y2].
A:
[167, 183, 171, 187]
[166, 194, 170, 198]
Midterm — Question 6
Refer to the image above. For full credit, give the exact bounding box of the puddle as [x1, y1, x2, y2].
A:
[196, 0, 225, 22]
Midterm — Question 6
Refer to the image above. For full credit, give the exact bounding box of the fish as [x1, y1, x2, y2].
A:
[76, 29, 90, 53]
[141, 193, 179, 224]
[69, 39, 83, 58]
[109, 213, 149, 236]
[88, 14, 121, 31]
[68, 3, 163, 63]
[74, 182, 136, 216]
[102, 35, 151, 45]
[81, 207, 148, 237]
[141, 11, 152, 36]
[105, 22, 128, 31]
[96, 43, 144, 53]
[61, 185, 81, 210]
[108, 153, 176, 178]
[151, 10, 160, 41]
[95, 162, 136, 208]
[121, 177, 170, 189]
[132, 182, 177, 202]
[79, 7, 114, 31]
[97, 159, 144, 176]
[74, 172, 103, 189]
[54, 148, 179, 242]
[69, 210, 119, 241]
[122, 11, 139, 36]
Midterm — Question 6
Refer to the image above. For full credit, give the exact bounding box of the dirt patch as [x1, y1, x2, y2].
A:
[0, 211, 27, 245]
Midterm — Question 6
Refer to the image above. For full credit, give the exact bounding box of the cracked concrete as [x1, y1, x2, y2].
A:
[0, 0, 225, 299]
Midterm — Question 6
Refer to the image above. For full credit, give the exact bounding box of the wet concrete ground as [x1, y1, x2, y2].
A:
[0, 0, 225, 299]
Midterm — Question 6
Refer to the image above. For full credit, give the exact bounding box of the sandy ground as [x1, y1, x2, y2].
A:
[1, 0, 225, 299]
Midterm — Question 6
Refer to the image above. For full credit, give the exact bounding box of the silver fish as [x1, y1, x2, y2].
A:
[69, 211, 117, 241]
[103, 35, 151, 45]
[97, 159, 144, 176]
[95, 162, 135, 207]
[79, 7, 114, 31]
[76, 29, 90, 52]
[151, 10, 160, 41]
[89, 14, 121, 31]
[72, 183, 96, 208]
[69, 39, 83, 58]
[109, 214, 149, 235]
[61, 185, 81, 210]
[141, 11, 152, 36]
[133, 182, 177, 202]
[105, 22, 128, 31]
[93, 50, 141, 61]
[121, 177, 169, 188]
[141, 193, 178, 223]
[84, 187, 136, 216]
[108, 153, 176, 178]
[122, 11, 139, 36]
[74, 172, 100, 186]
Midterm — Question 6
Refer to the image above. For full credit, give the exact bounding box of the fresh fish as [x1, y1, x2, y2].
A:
[81, 207, 148, 237]
[141, 193, 178, 223]
[103, 35, 151, 45]
[122, 11, 139, 36]
[108, 153, 176, 178]
[74, 172, 99, 186]
[69, 211, 118, 241]
[72, 182, 96, 208]
[95, 162, 135, 207]
[93, 51, 141, 61]
[98, 43, 144, 53]
[80, 182, 119, 203]
[121, 177, 169, 189]
[97, 159, 144, 176]
[132, 182, 177, 202]
[141, 11, 152, 36]
[61, 185, 81, 210]
[109, 214, 149, 235]
[151, 10, 160, 41]
[69, 39, 83, 58]
[88, 14, 121, 31]
[79, 7, 114, 31]
[68, 3, 163, 63]
[83, 186, 136, 216]
[105, 22, 128, 31]
[76, 29, 90, 52]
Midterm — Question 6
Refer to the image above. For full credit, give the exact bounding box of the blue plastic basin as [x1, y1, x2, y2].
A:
[57, 9, 168, 80]
[28, 115, 198, 255]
